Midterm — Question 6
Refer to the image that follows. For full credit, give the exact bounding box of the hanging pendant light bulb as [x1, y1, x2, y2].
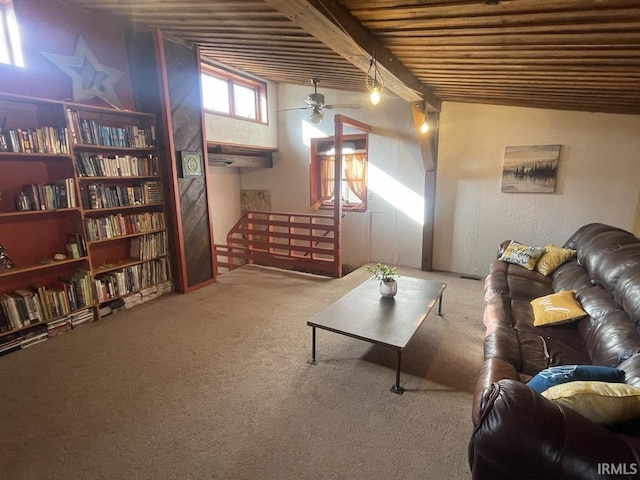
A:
[366, 54, 384, 106]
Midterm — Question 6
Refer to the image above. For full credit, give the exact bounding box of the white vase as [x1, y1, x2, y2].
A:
[379, 280, 398, 298]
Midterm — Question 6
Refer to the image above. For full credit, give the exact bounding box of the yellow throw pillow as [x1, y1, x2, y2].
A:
[498, 241, 546, 271]
[541, 381, 640, 425]
[535, 244, 576, 276]
[531, 290, 587, 326]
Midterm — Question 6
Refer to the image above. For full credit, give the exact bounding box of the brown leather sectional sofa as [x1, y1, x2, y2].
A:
[469, 223, 640, 479]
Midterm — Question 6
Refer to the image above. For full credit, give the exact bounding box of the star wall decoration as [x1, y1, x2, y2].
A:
[41, 36, 125, 108]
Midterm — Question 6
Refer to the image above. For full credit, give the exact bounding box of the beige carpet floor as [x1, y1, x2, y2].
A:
[0, 264, 486, 480]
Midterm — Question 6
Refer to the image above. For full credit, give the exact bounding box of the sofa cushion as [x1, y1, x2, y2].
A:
[535, 244, 576, 276]
[511, 298, 591, 375]
[507, 274, 553, 302]
[541, 381, 640, 425]
[531, 291, 587, 326]
[526, 365, 625, 393]
[551, 260, 592, 295]
[499, 241, 546, 271]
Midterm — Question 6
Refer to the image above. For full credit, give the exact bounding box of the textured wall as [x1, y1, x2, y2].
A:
[435, 101, 640, 277]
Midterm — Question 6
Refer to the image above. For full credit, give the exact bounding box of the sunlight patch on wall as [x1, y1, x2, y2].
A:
[302, 120, 327, 148]
[369, 164, 424, 225]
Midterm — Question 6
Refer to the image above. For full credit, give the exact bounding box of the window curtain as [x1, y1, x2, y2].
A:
[344, 153, 367, 203]
[311, 155, 335, 210]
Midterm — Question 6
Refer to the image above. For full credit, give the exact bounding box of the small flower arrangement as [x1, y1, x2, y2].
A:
[366, 262, 398, 283]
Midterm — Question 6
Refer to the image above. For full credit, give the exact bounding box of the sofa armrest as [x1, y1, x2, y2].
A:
[469, 379, 640, 480]
[472, 358, 519, 426]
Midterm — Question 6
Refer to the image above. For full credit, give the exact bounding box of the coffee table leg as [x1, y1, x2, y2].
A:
[436, 293, 444, 316]
[309, 326, 318, 365]
[390, 350, 405, 395]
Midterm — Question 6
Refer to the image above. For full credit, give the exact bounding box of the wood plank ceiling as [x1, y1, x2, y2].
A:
[61, 0, 640, 115]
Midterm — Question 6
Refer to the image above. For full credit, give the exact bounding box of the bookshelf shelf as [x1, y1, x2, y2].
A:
[0, 208, 81, 219]
[0, 256, 89, 279]
[94, 254, 170, 275]
[0, 94, 172, 352]
[0, 152, 71, 160]
[77, 175, 160, 181]
[82, 203, 165, 214]
[73, 145, 155, 153]
[87, 228, 167, 244]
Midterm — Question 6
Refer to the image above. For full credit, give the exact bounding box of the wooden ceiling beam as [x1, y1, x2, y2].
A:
[263, 0, 440, 111]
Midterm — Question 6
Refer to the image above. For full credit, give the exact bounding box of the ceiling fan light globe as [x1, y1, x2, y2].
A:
[309, 110, 324, 125]
[420, 120, 429, 134]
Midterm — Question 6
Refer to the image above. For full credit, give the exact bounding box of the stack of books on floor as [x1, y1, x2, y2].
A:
[46, 317, 72, 337]
[123, 293, 143, 309]
[157, 281, 173, 296]
[66, 309, 94, 328]
[20, 326, 48, 349]
[98, 298, 125, 318]
[0, 334, 22, 356]
[0, 308, 95, 356]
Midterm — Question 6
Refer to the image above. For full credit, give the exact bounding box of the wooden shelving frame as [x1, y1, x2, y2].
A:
[0, 93, 173, 349]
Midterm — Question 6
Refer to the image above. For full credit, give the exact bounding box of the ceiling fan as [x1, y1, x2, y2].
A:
[276, 78, 361, 125]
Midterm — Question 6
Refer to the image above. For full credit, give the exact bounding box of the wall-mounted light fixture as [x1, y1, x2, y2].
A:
[420, 107, 429, 135]
[366, 53, 384, 105]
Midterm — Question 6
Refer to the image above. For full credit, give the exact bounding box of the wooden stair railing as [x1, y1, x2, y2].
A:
[214, 211, 340, 277]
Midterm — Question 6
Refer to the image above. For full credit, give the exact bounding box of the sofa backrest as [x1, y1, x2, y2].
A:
[555, 223, 640, 366]
[615, 269, 640, 329]
[563, 223, 632, 251]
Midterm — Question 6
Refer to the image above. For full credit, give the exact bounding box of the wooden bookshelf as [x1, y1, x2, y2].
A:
[0, 93, 173, 352]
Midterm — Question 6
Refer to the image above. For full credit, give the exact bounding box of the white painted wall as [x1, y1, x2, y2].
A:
[239, 82, 427, 269]
[435, 101, 640, 277]
[206, 166, 242, 245]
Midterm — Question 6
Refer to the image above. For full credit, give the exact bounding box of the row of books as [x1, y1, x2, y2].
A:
[129, 232, 169, 261]
[80, 181, 162, 210]
[94, 257, 171, 303]
[65, 233, 88, 258]
[0, 309, 94, 356]
[0, 126, 69, 154]
[75, 152, 160, 178]
[20, 178, 77, 211]
[66, 109, 156, 148]
[0, 270, 95, 332]
[84, 212, 166, 241]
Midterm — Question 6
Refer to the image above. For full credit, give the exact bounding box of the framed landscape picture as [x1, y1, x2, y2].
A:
[501, 144, 561, 193]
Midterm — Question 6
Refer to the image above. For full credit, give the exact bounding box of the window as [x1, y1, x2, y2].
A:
[310, 134, 368, 211]
[0, 0, 23, 67]
[201, 64, 267, 124]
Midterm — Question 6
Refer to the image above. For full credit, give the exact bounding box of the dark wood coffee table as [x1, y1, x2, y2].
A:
[307, 276, 446, 394]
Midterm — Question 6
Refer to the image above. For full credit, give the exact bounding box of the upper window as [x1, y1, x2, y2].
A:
[0, 0, 23, 67]
[310, 134, 368, 212]
[201, 64, 267, 124]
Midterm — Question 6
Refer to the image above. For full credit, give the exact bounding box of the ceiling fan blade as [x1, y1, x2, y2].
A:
[323, 104, 362, 110]
[275, 106, 311, 112]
